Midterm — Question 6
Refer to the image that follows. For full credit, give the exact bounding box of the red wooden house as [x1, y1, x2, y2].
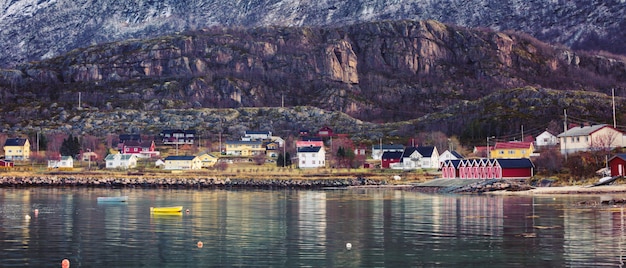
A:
[121, 140, 159, 158]
[382, 151, 402, 168]
[317, 126, 334, 137]
[0, 159, 13, 168]
[609, 154, 626, 177]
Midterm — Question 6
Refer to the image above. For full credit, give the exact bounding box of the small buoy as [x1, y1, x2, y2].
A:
[197, 241, 203, 248]
[61, 258, 70, 268]
[25, 215, 31, 220]
[34, 209, 39, 216]
[186, 209, 190, 214]
[346, 242, 352, 250]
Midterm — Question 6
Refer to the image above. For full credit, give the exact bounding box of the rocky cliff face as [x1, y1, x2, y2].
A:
[1, 20, 626, 130]
[1, 0, 625, 66]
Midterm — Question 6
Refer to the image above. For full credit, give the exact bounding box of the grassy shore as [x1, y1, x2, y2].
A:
[0, 162, 436, 185]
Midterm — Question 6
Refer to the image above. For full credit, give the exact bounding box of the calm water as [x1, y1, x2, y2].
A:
[1, 187, 626, 267]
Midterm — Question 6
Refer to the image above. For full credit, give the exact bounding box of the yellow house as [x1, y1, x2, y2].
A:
[225, 140, 265, 156]
[3, 138, 31, 160]
[197, 152, 218, 168]
[164, 155, 202, 170]
[489, 142, 534, 159]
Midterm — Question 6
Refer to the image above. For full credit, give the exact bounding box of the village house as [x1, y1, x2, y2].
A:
[48, 156, 74, 169]
[105, 154, 138, 169]
[3, 138, 30, 160]
[557, 124, 626, 154]
[297, 146, 326, 168]
[609, 153, 626, 177]
[164, 155, 202, 170]
[296, 137, 324, 148]
[265, 141, 279, 158]
[317, 126, 333, 137]
[120, 140, 159, 158]
[535, 130, 558, 147]
[225, 140, 266, 156]
[160, 129, 196, 145]
[392, 146, 440, 170]
[490, 142, 534, 159]
[197, 151, 218, 168]
[441, 158, 534, 180]
[242, 130, 272, 141]
[372, 144, 404, 160]
[439, 150, 464, 168]
[381, 151, 403, 168]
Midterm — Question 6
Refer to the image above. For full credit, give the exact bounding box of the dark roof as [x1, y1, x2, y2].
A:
[245, 130, 271, 135]
[300, 136, 323, 141]
[4, 138, 27, 146]
[609, 153, 626, 162]
[297, 146, 322, 153]
[403, 146, 435, 157]
[450, 151, 464, 158]
[373, 144, 404, 150]
[165, 155, 197, 161]
[382, 151, 403, 160]
[495, 158, 535, 168]
[443, 159, 462, 168]
[160, 129, 196, 135]
[123, 140, 154, 147]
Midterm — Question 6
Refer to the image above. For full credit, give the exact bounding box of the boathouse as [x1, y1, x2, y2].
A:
[608, 153, 626, 177]
[441, 158, 534, 179]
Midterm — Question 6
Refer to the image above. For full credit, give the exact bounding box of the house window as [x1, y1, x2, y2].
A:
[585, 137, 589, 142]
[301, 160, 305, 165]
[499, 150, 504, 155]
[508, 150, 514, 154]
[522, 150, 526, 155]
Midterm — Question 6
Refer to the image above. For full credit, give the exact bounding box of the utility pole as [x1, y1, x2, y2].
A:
[78, 92, 81, 109]
[613, 88, 617, 128]
[563, 109, 567, 161]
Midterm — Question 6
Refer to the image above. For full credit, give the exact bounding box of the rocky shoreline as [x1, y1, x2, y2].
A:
[0, 175, 388, 189]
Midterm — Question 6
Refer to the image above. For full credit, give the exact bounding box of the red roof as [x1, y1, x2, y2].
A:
[493, 142, 533, 150]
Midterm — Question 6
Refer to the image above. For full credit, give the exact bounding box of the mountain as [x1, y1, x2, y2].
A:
[1, 0, 625, 67]
[1, 20, 625, 142]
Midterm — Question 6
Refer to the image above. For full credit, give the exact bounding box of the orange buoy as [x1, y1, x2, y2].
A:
[197, 241, 203, 248]
[61, 258, 70, 268]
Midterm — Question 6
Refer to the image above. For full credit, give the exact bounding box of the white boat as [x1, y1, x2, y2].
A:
[97, 196, 129, 202]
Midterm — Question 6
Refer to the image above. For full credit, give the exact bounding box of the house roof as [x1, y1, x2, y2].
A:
[495, 158, 535, 168]
[123, 140, 154, 147]
[300, 136, 323, 141]
[609, 153, 626, 162]
[557, 124, 613, 137]
[105, 154, 136, 161]
[373, 144, 404, 150]
[297, 146, 322, 153]
[493, 142, 533, 150]
[443, 159, 462, 168]
[225, 140, 264, 145]
[382, 151, 403, 160]
[245, 130, 271, 135]
[165, 155, 198, 161]
[160, 129, 196, 135]
[4, 138, 27, 146]
[403, 146, 435, 157]
[450, 151, 463, 158]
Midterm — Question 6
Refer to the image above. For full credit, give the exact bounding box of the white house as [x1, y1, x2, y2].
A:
[48, 156, 74, 169]
[105, 154, 138, 169]
[535, 130, 558, 147]
[372, 144, 404, 160]
[438, 150, 463, 168]
[164, 155, 202, 170]
[557, 124, 626, 154]
[297, 146, 326, 168]
[242, 131, 272, 141]
[392, 146, 439, 170]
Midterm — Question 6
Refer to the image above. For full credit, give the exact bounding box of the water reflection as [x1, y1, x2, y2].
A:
[2, 188, 626, 267]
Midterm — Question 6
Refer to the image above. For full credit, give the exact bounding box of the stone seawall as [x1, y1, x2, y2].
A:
[0, 176, 387, 189]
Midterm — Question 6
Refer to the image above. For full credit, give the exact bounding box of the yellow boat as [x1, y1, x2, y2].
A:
[150, 206, 183, 213]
